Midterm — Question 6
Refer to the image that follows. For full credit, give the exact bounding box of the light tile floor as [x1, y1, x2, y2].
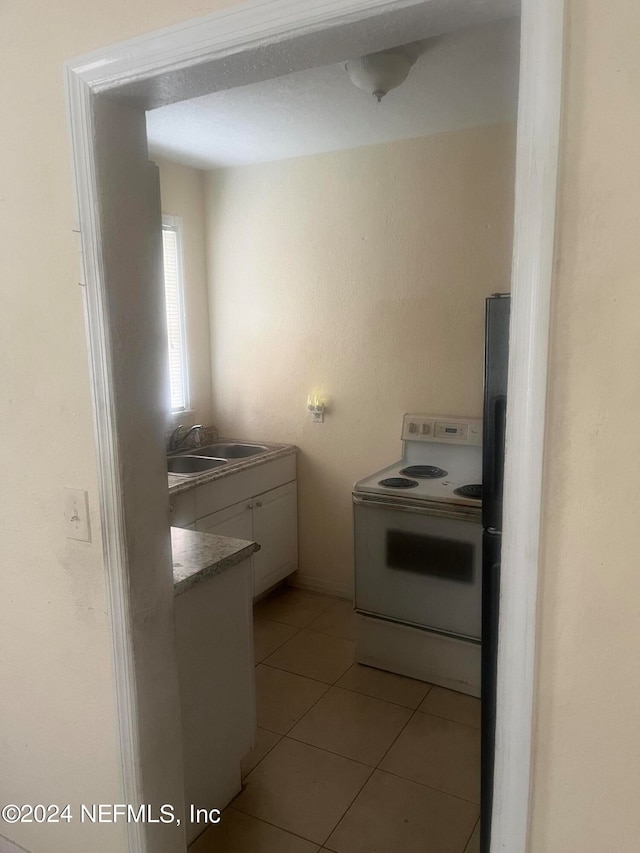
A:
[190, 586, 481, 853]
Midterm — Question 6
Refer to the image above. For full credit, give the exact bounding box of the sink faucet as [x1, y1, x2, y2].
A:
[169, 423, 203, 452]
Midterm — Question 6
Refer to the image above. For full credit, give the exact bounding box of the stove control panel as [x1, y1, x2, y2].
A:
[402, 414, 482, 445]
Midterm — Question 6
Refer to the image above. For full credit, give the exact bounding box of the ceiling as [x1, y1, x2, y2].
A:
[146, 18, 520, 170]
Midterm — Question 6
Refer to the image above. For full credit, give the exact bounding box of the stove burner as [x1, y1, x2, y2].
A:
[454, 484, 482, 500]
[400, 465, 448, 479]
[379, 477, 419, 489]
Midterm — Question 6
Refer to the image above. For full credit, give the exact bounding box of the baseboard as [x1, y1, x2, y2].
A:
[288, 573, 353, 600]
[0, 833, 31, 853]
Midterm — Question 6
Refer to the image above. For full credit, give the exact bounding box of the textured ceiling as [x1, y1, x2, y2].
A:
[146, 18, 520, 170]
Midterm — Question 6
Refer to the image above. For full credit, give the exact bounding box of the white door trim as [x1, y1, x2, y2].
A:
[65, 1, 564, 851]
[64, 70, 147, 853]
[492, 1, 564, 849]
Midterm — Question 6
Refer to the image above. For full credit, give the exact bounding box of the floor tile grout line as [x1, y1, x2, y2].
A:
[258, 638, 478, 728]
[318, 682, 424, 713]
[254, 615, 317, 630]
[416, 708, 482, 731]
[240, 729, 283, 781]
[334, 675, 434, 712]
[285, 726, 384, 768]
[374, 765, 481, 807]
[279, 677, 344, 736]
[305, 625, 356, 642]
[279, 733, 376, 771]
[254, 628, 305, 665]
[272, 658, 350, 736]
[370, 704, 482, 807]
[284, 585, 348, 605]
[462, 815, 481, 853]
[226, 804, 326, 847]
[253, 594, 337, 628]
[247, 723, 480, 809]
[315, 760, 375, 850]
[233, 734, 375, 848]
[256, 657, 350, 686]
[256, 660, 334, 689]
[373, 704, 421, 771]
[258, 644, 478, 722]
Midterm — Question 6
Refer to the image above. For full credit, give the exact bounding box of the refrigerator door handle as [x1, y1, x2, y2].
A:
[484, 394, 506, 528]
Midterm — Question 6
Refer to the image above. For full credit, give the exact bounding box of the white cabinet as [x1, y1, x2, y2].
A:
[196, 481, 298, 597]
[196, 499, 253, 541]
[171, 454, 298, 597]
[174, 557, 255, 844]
[253, 482, 298, 596]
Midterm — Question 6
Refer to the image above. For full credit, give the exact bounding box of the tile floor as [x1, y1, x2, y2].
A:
[190, 586, 481, 853]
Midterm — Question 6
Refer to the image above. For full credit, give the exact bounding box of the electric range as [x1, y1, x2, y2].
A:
[352, 414, 483, 696]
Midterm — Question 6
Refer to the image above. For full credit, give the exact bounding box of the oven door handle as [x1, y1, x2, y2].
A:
[353, 493, 480, 522]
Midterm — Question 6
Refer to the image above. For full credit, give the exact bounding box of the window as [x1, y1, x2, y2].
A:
[162, 215, 189, 412]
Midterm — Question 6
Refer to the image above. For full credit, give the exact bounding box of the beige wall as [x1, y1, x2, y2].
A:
[205, 124, 516, 595]
[0, 1, 232, 852]
[530, 1, 640, 849]
[156, 158, 214, 429]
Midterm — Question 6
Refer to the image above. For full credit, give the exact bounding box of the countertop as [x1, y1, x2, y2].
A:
[168, 439, 297, 496]
[171, 526, 260, 596]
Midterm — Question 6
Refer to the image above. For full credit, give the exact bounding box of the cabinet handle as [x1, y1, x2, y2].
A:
[247, 503, 253, 510]
[256, 500, 262, 507]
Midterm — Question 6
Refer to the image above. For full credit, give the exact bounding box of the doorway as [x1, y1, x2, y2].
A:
[65, 0, 563, 850]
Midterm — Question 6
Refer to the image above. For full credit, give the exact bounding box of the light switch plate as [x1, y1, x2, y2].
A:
[64, 488, 91, 542]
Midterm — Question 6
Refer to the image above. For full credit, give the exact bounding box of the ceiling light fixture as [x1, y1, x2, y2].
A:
[345, 43, 422, 103]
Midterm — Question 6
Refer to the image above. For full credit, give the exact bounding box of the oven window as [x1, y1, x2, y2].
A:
[386, 530, 474, 583]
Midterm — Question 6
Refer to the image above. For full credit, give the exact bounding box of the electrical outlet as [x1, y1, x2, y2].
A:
[64, 488, 91, 542]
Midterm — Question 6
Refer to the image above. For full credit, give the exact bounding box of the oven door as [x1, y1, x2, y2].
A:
[354, 494, 482, 640]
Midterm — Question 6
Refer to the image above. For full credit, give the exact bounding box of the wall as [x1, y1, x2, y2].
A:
[0, 2, 233, 852]
[156, 159, 214, 429]
[529, 1, 640, 849]
[205, 124, 516, 595]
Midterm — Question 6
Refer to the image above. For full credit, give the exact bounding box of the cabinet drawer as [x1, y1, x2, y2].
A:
[194, 454, 296, 519]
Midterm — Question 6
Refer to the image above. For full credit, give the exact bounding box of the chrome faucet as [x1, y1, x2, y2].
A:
[169, 423, 203, 452]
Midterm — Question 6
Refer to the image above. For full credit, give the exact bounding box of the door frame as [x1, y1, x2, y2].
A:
[65, 0, 564, 850]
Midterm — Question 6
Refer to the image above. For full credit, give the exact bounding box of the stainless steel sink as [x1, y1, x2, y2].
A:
[167, 456, 228, 477]
[194, 442, 270, 459]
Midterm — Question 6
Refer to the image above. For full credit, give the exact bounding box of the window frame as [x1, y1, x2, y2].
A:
[161, 213, 190, 414]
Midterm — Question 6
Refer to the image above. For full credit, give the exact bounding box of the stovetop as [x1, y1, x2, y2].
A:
[353, 414, 482, 508]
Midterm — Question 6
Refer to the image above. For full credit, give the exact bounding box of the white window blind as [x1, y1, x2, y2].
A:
[162, 216, 189, 412]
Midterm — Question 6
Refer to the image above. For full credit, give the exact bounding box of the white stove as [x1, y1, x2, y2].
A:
[353, 414, 483, 697]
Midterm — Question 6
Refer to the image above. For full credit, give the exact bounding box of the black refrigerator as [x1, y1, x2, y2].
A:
[480, 293, 510, 853]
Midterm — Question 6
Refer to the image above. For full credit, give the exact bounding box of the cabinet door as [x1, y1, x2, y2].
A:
[196, 499, 253, 541]
[253, 481, 298, 596]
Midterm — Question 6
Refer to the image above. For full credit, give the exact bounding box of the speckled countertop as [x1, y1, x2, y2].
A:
[168, 439, 297, 496]
[171, 526, 259, 596]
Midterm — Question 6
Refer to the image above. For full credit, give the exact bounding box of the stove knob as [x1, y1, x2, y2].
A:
[408, 422, 418, 433]
[421, 423, 431, 435]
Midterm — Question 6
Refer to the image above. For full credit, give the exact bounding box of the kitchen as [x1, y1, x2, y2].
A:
[149, 16, 518, 853]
